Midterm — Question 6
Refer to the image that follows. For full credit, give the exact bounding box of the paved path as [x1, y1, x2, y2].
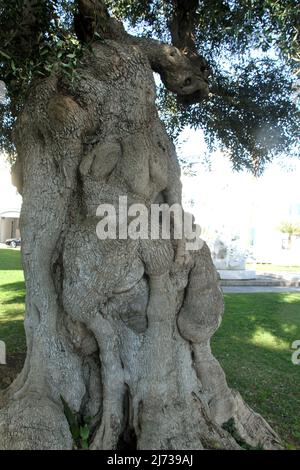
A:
[222, 286, 300, 294]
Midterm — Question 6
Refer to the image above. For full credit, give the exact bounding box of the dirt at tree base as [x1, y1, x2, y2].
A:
[0, 354, 25, 390]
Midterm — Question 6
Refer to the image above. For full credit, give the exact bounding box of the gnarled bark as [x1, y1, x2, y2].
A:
[0, 39, 281, 450]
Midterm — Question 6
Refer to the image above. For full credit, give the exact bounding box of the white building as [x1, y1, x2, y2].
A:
[0, 159, 22, 243]
[179, 129, 300, 266]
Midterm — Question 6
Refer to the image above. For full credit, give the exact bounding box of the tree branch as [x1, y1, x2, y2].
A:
[168, 0, 199, 53]
[74, 0, 124, 42]
[74, 0, 210, 104]
[9, 0, 51, 57]
[130, 37, 210, 103]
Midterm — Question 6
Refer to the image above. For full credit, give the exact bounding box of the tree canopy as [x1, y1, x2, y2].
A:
[278, 220, 300, 236]
[0, 0, 299, 173]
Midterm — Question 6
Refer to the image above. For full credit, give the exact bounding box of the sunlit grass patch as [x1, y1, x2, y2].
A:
[0, 249, 25, 354]
[250, 326, 289, 350]
[247, 263, 300, 273]
[212, 292, 300, 449]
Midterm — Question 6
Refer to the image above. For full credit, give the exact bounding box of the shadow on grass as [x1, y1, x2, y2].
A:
[0, 281, 26, 305]
[0, 281, 25, 293]
[2, 294, 26, 305]
[0, 319, 26, 354]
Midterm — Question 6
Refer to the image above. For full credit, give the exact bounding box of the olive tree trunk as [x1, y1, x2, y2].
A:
[0, 39, 281, 450]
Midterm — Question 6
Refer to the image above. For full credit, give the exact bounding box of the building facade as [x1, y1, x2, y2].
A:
[0, 209, 20, 243]
[0, 159, 22, 243]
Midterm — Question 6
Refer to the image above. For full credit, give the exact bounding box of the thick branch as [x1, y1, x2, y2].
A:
[74, 0, 210, 104]
[74, 0, 124, 42]
[168, 0, 199, 53]
[130, 37, 210, 103]
[5, 0, 51, 57]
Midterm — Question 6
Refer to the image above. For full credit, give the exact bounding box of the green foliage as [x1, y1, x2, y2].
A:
[0, 32, 82, 160]
[159, 57, 299, 174]
[0, 0, 82, 159]
[277, 220, 300, 235]
[0, 1, 299, 173]
[111, 0, 300, 174]
[222, 417, 263, 449]
[109, 1, 300, 73]
[61, 395, 91, 450]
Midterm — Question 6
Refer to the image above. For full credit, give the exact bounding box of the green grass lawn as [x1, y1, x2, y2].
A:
[247, 263, 300, 273]
[0, 248, 25, 353]
[0, 248, 300, 448]
[212, 292, 300, 449]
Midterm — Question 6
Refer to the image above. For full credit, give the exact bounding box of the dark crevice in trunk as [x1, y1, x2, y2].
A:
[190, 345, 195, 362]
[80, 353, 102, 435]
[117, 384, 137, 450]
